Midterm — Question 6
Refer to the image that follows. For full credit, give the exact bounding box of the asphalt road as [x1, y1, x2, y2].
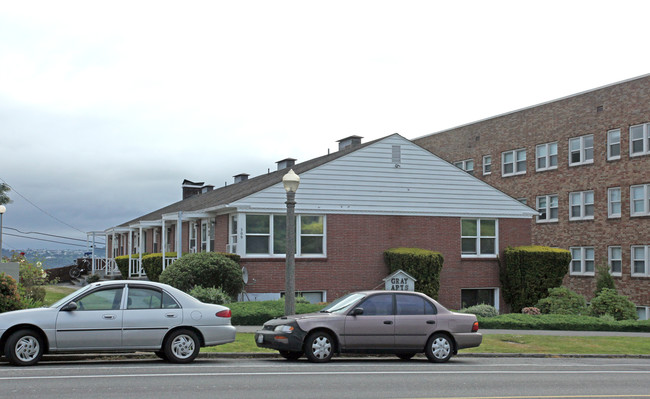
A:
[2, 357, 650, 399]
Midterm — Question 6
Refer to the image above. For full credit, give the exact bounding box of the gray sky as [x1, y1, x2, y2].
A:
[1, 0, 649, 251]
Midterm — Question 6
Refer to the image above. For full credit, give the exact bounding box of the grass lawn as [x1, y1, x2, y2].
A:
[44, 285, 77, 306]
[202, 333, 650, 355]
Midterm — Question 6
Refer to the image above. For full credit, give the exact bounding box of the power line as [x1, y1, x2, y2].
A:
[3, 232, 105, 249]
[3, 226, 105, 244]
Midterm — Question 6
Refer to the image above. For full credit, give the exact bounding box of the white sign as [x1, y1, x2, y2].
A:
[383, 269, 417, 291]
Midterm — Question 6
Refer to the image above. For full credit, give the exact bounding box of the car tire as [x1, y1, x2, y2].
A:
[425, 333, 453, 363]
[279, 350, 303, 361]
[154, 350, 168, 361]
[396, 353, 415, 360]
[164, 329, 200, 364]
[304, 331, 334, 363]
[4, 329, 44, 366]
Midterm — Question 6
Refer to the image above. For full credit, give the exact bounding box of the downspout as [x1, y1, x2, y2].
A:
[162, 220, 166, 270]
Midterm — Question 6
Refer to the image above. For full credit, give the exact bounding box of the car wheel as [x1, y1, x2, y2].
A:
[396, 353, 415, 360]
[425, 333, 453, 363]
[279, 350, 303, 361]
[164, 329, 200, 364]
[304, 331, 334, 363]
[4, 329, 44, 366]
[154, 351, 168, 361]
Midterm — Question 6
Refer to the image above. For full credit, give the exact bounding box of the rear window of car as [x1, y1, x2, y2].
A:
[396, 294, 437, 315]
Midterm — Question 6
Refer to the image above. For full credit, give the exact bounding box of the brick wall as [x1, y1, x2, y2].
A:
[414, 75, 650, 307]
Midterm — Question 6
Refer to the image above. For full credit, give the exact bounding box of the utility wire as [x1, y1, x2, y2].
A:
[3, 232, 106, 249]
[3, 226, 105, 244]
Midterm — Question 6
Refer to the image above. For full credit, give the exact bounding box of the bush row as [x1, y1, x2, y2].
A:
[229, 300, 325, 325]
[114, 252, 241, 281]
[477, 313, 650, 332]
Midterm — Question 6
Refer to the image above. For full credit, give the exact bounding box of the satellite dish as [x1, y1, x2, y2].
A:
[242, 266, 249, 284]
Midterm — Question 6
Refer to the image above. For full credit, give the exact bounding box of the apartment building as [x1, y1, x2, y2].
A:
[414, 74, 650, 319]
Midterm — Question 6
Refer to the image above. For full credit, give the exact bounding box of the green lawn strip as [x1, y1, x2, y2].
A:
[202, 333, 275, 353]
[43, 285, 77, 306]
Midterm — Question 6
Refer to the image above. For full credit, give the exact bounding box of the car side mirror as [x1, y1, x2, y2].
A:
[351, 307, 364, 316]
[62, 302, 78, 311]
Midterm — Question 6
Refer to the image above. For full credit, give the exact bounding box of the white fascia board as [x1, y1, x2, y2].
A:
[160, 211, 211, 221]
[129, 220, 163, 229]
[105, 227, 132, 234]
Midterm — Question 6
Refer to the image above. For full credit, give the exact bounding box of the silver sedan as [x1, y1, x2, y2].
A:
[0, 280, 236, 366]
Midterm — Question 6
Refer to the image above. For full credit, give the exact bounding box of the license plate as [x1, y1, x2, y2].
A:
[257, 334, 264, 344]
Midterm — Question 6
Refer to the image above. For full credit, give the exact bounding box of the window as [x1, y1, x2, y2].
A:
[536, 142, 558, 171]
[461, 289, 496, 308]
[630, 123, 650, 156]
[608, 187, 621, 218]
[76, 288, 124, 311]
[229, 215, 238, 253]
[358, 294, 393, 316]
[153, 229, 159, 253]
[607, 129, 621, 160]
[396, 294, 436, 315]
[461, 219, 497, 257]
[632, 246, 650, 277]
[638, 307, 650, 321]
[502, 149, 526, 176]
[244, 214, 325, 256]
[570, 247, 595, 276]
[189, 222, 197, 253]
[608, 246, 622, 276]
[482, 155, 492, 175]
[536, 195, 558, 222]
[517, 198, 527, 205]
[569, 135, 594, 166]
[127, 287, 179, 309]
[569, 190, 594, 220]
[631, 184, 650, 216]
[454, 159, 474, 174]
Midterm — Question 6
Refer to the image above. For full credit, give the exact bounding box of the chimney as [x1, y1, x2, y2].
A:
[182, 179, 205, 199]
[201, 185, 214, 193]
[233, 173, 250, 184]
[337, 135, 363, 151]
[276, 158, 296, 171]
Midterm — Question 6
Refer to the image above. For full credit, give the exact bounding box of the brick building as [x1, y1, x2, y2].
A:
[100, 134, 535, 310]
[414, 74, 650, 319]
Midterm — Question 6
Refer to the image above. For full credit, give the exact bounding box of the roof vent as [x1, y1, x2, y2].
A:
[233, 173, 250, 184]
[276, 158, 296, 171]
[337, 135, 363, 151]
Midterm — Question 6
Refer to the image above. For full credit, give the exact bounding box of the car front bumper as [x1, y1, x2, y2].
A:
[255, 326, 307, 353]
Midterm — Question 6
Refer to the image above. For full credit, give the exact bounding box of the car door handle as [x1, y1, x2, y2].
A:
[383, 320, 393, 325]
[103, 315, 116, 320]
[166, 313, 177, 318]
[426, 320, 436, 325]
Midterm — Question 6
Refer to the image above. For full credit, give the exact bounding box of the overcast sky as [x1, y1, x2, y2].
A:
[1, 0, 649, 252]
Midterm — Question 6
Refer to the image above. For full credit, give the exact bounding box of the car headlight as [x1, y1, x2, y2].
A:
[274, 325, 294, 333]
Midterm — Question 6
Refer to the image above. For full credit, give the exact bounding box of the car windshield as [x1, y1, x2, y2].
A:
[49, 285, 94, 308]
[320, 293, 366, 313]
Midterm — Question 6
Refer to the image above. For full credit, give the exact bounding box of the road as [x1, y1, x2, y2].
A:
[1, 357, 650, 399]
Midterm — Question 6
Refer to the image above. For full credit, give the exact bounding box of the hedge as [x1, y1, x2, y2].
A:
[384, 247, 444, 299]
[159, 252, 243, 298]
[477, 313, 650, 332]
[500, 245, 571, 313]
[229, 300, 325, 325]
[115, 252, 240, 280]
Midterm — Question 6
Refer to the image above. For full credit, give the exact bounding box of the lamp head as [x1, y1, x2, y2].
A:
[282, 169, 300, 193]
[0, 205, 5, 214]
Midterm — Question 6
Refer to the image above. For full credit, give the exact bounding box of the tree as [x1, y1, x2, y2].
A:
[0, 183, 11, 205]
[594, 263, 616, 297]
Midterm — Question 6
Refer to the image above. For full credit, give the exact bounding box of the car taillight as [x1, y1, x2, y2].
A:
[216, 309, 231, 318]
[472, 321, 479, 332]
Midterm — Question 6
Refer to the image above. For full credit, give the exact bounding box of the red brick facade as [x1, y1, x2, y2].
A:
[414, 75, 650, 312]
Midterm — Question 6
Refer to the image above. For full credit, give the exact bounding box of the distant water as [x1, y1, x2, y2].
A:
[1, 249, 107, 269]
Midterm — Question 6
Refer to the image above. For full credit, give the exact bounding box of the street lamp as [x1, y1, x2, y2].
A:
[282, 169, 300, 316]
[0, 205, 5, 260]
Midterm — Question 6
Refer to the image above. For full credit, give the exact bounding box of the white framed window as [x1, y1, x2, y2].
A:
[228, 214, 238, 253]
[632, 245, 650, 277]
[608, 246, 622, 276]
[454, 159, 474, 174]
[536, 195, 559, 223]
[153, 229, 159, 253]
[638, 307, 650, 321]
[461, 219, 498, 258]
[607, 129, 621, 160]
[517, 198, 527, 205]
[189, 222, 198, 253]
[482, 155, 492, 175]
[569, 190, 594, 221]
[569, 135, 594, 166]
[536, 142, 558, 171]
[630, 123, 650, 157]
[570, 246, 595, 276]
[502, 149, 526, 177]
[608, 187, 621, 218]
[631, 184, 650, 217]
[243, 214, 326, 257]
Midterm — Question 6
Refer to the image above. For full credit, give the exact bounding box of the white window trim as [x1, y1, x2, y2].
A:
[536, 194, 559, 223]
[608, 246, 622, 277]
[631, 245, 650, 277]
[502, 149, 526, 177]
[482, 155, 492, 175]
[607, 129, 621, 161]
[630, 184, 650, 217]
[241, 214, 327, 258]
[569, 190, 595, 221]
[607, 187, 621, 218]
[461, 219, 498, 259]
[569, 246, 595, 276]
[536, 142, 558, 172]
[454, 159, 474, 174]
[629, 123, 650, 157]
[568, 135, 594, 166]
[638, 306, 650, 321]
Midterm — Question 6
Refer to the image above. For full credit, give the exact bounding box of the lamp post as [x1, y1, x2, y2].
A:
[282, 169, 300, 316]
[0, 205, 5, 260]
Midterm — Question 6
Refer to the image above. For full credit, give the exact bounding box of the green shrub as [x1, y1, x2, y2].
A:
[477, 313, 650, 332]
[384, 248, 443, 299]
[189, 286, 231, 305]
[500, 245, 571, 313]
[228, 300, 325, 325]
[536, 287, 587, 315]
[589, 288, 637, 321]
[459, 304, 498, 318]
[115, 255, 132, 278]
[159, 252, 244, 298]
[142, 252, 240, 282]
[0, 273, 21, 313]
[86, 274, 101, 284]
[595, 263, 616, 296]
